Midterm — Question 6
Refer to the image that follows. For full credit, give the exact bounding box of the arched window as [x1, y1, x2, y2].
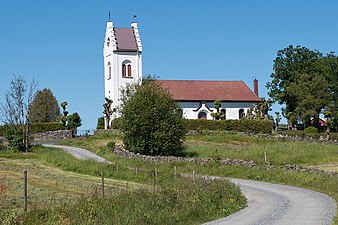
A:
[122, 64, 126, 77]
[122, 60, 132, 77]
[128, 64, 132, 76]
[107, 62, 111, 79]
[239, 109, 245, 119]
[198, 111, 207, 120]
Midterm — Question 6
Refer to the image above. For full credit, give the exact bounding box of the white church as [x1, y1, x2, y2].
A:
[103, 19, 260, 124]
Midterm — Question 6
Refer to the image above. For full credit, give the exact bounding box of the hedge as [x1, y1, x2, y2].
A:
[183, 119, 273, 134]
[0, 122, 65, 136]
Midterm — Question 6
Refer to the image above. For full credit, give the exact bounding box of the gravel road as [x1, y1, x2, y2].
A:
[204, 178, 336, 225]
[41, 144, 112, 165]
[41, 144, 336, 225]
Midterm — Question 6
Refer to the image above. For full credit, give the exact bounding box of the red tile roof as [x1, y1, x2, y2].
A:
[114, 28, 138, 52]
[156, 80, 260, 102]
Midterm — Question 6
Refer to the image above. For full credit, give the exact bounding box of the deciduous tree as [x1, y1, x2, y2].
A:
[0, 75, 37, 151]
[121, 77, 186, 156]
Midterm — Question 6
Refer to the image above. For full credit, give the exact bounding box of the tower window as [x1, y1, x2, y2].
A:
[128, 64, 132, 76]
[122, 64, 126, 77]
[122, 60, 132, 78]
[108, 62, 111, 79]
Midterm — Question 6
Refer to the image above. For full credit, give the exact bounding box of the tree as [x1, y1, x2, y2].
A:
[66, 112, 82, 136]
[29, 88, 60, 122]
[211, 100, 225, 120]
[0, 75, 37, 152]
[286, 73, 329, 128]
[121, 77, 186, 156]
[58, 101, 68, 127]
[266, 45, 337, 129]
[103, 97, 114, 130]
[246, 98, 272, 120]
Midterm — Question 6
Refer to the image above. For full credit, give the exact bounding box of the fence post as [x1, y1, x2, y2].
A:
[192, 170, 195, 184]
[101, 171, 104, 198]
[264, 152, 267, 163]
[23, 170, 27, 212]
[153, 171, 156, 193]
[173, 166, 177, 178]
[155, 168, 158, 179]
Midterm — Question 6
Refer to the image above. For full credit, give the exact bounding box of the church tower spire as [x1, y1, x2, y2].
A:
[103, 18, 143, 127]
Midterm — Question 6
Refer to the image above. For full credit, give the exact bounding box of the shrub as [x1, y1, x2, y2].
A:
[121, 78, 186, 156]
[96, 117, 104, 129]
[30, 122, 65, 134]
[304, 126, 318, 133]
[183, 119, 272, 134]
[111, 118, 122, 130]
[107, 141, 115, 151]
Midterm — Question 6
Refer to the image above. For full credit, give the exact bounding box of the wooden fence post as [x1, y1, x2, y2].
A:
[153, 171, 156, 193]
[23, 170, 27, 212]
[173, 166, 177, 178]
[101, 171, 105, 198]
[192, 170, 195, 184]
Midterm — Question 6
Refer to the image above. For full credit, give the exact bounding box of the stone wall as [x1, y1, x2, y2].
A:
[114, 145, 256, 168]
[32, 130, 73, 140]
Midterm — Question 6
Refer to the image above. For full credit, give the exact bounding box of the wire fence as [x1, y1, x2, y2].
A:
[0, 166, 198, 213]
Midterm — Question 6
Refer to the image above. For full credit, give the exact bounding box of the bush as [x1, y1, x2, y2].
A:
[183, 119, 272, 134]
[30, 122, 65, 134]
[111, 118, 122, 130]
[304, 126, 318, 133]
[121, 79, 186, 156]
[96, 117, 104, 129]
[107, 141, 115, 151]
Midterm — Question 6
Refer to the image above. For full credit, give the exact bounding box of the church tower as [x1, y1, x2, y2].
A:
[103, 18, 142, 124]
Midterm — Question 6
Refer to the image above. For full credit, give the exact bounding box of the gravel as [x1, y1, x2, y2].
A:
[204, 178, 336, 225]
[41, 144, 112, 165]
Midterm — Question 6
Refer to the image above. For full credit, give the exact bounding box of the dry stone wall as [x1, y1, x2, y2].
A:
[32, 130, 72, 140]
[114, 145, 256, 167]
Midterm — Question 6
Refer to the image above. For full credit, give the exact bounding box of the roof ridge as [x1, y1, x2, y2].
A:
[157, 79, 245, 82]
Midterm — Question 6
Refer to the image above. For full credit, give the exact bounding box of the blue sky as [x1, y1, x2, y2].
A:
[1, 0, 338, 130]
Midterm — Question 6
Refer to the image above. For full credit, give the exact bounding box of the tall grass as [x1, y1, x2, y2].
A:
[1, 177, 246, 225]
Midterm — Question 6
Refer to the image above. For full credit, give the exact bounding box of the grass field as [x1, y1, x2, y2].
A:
[0, 142, 246, 224]
[57, 131, 338, 224]
[1, 131, 337, 224]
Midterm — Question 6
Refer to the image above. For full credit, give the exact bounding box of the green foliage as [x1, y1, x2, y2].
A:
[96, 116, 104, 129]
[266, 45, 338, 128]
[106, 141, 115, 151]
[211, 100, 225, 120]
[66, 112, 82, 134]
[0, 122, 65, 136]
[110, 118, 122, 129]
[4, 126, 25, 151]
[304, 126, 318, 133]
[31, 122, 65, 133]
[58, 101, 68, 126]
[183, 119, 272, 134]
[29, 88, 60, 123]
[121, 78, 186, 156]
